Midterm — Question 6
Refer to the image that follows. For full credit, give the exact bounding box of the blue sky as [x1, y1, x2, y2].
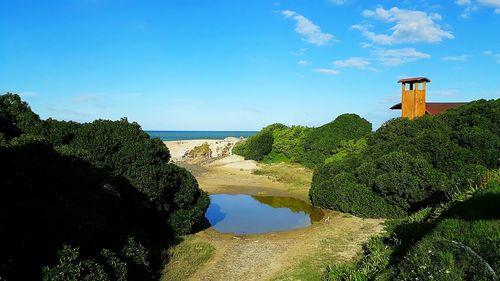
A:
[1, 0, 499, 130]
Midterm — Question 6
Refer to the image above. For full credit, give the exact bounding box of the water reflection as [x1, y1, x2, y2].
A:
[205, 194, 324, 234]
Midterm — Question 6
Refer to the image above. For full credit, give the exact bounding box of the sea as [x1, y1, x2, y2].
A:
[145, 131, 257, 141]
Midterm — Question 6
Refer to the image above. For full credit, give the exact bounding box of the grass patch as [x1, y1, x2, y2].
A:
[325, 182, 500, 281]
[252, 162, 313, 200]
[271, 260, 325, 281]
[261, 152, 291, 164]
[161, 237, 215, 281]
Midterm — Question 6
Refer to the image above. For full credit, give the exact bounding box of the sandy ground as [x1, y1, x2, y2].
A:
[164, 138, 241, 162]
[177, 155, 311, 201]
[185, 214, 383, 281]
[162, 140, 385, 281]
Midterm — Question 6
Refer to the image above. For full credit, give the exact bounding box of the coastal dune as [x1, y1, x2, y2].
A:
[163, 137, 242, 162]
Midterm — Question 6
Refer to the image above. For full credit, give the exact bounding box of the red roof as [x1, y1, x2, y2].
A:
[425, 102, 468, 115]
[397, 77, 431, 83]
[390, 102, 467, 115]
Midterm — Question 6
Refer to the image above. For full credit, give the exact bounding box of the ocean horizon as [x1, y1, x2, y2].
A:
[146, 130, 257, 141]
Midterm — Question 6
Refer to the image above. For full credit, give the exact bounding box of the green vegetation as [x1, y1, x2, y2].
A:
[326, 181, 500, 281]
[233, 114, 371, 168]
[312, 99, 500, 218]
[232, 123, 287, 161]
[301, 114, 372, 167]
[161, 237, 215, 281]
[186, 142, 211, 159]
[0, 93, 209, 280]
[314, 99, 500, 280]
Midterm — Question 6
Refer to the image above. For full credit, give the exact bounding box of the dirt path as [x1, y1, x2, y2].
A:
[163, 155, 384, 281]
[185, 213, 382, 281]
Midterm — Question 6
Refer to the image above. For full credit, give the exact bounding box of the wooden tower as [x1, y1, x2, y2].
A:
[397, 77, 430, 119]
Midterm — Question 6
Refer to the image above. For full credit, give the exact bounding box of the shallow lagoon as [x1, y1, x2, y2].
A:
[205, 194, 324, 234]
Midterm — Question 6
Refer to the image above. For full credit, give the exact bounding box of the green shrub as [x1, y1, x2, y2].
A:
[261, 151, 290, 164]
[324, 138, 367, 164]
[0, 94, 209, 280]
[235, 114, 371, 168]
[311, 99, 499, 219]
[302, 114, 372, 167]
[233, 123, 286, 160]
[42, 246, 109, 281]
[373, 152, 448, 212]
[312, 152, 448, 217]
[310, 173, 402, 218]
[272, 125, 310, 162]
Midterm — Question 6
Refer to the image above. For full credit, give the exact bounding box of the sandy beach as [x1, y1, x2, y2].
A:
[164, 137, 242, 162]
[164, 138, 313, 201]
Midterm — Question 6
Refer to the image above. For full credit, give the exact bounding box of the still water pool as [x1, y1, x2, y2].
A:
[205, 194, 324, 234]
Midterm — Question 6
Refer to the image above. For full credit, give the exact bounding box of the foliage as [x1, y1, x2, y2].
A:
[185, 142, 211, 159]
[234, 114, 371, 168]
[310, 173, 402, 218]
[233, 123, 287, 161]
[261, 151, 291, 164]
[395, 183, 500, 280]
[0, 93, 209, 280]
[272, 125, 310, 162]
[302, 114, 372, 167]
[324, 138, 367, 164]
[42, 246, 109, 281]
[312, 99, 500, 218]
[325, 181, 500, 281]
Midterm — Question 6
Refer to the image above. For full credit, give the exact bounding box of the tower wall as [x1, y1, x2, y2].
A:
[401, 82, 426, 119]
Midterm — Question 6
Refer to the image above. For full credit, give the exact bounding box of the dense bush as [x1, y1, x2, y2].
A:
[232, 123, 286, 161]
[312, 99, 500, 218]
[272, 125, 310, 162]
[233, 114, 371, 168]
[301, 114, 372, 167]
[0, 93, 209, 280]
[310, 173, 401, 217]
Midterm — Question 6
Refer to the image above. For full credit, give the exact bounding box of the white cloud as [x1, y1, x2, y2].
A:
[298, 60, 309, 65]
[360, 42, 373, 48]
[372, 48, 431, 66]
[482, 50, 500, 62]
[354, 7, 453, 44]
[456, 0, 500, 16]
[334, 57, 370, 68]
[312, 68, 340, 75]
[479, 0, 500, 13]
[282, 10, 335, 46]
[333, 57, 380, 72]
[441, 55, 468, 61]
